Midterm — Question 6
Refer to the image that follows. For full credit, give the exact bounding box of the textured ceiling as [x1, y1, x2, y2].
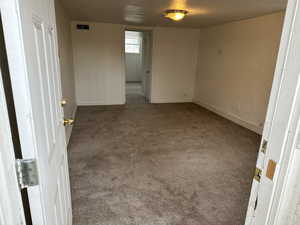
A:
[60, 0, 287, 28]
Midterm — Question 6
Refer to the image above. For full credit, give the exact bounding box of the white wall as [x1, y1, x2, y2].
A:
[125, 53, 142, 82]
[71, 23, 200, 105]
[71, 14, 282, 121]
[151, 27, 200, 103]
[55, 0, 76, 142]
[71, 22, 125, 105]
[194, 12, 284, 134]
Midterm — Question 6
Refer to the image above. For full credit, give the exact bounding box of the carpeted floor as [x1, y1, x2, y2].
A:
[68, 103, 260, 225]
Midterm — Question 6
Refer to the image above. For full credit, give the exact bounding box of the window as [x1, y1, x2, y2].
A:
[125, 31, 141, 54]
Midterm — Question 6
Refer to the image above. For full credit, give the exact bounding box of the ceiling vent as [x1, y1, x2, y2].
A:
[76, 24, 90, 30]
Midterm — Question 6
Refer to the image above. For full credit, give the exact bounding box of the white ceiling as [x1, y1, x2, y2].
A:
[60, 0, 287, 28]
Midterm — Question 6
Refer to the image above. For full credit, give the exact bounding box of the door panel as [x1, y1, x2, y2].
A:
[45, 26, 61, 130]
[32, 18, 54, 157]
[44, 26, 58, 150]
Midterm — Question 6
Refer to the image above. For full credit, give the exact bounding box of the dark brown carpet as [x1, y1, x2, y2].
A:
[68, 103, 260, 225]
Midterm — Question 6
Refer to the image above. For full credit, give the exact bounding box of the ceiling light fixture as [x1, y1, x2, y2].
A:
[165, 9, 188, 21]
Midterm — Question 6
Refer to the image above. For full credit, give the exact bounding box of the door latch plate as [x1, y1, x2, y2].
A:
[266, 160, 277, 181]
[16, 159, 39, 189]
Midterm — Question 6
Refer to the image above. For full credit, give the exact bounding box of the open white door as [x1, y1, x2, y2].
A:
[1, 0, 72, 224]
[0, 70, 26, 225]
[245, 0, 300, 224]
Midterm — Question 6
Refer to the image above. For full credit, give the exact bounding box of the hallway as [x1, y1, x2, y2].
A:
[126, 82, 147, 104]
[68, 103, 260, 225]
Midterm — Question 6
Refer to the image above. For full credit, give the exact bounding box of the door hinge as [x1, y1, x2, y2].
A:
[254, 167, 262, 182]
[16, 159, 39, 189]
[261, 139, 268, 153]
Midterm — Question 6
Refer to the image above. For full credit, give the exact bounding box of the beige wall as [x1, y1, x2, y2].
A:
[194, 12, 284, 134]
[70, 13, 283, 130]
[71, 23, 200, 105]
[55, 0, 76, 142]
[151, 27, 199, 103]
[71, 22, 125, 105]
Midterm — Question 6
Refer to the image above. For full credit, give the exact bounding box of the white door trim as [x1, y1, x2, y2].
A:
[266, 0, 300, 221]
[0, 66, 26, 225]
[123, 27, 154, 103]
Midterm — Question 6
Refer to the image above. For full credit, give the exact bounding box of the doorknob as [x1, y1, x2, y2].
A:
[63, 118, 74, 126]
[60, 99, 67, 107]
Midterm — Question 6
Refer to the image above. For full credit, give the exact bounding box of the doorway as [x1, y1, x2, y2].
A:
[124, 30, 152, 104]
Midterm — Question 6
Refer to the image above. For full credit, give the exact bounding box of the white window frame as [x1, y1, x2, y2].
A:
[125, 31, 141, 54]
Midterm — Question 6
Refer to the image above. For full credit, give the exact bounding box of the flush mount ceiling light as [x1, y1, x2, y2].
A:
[164, 9, 188, 21]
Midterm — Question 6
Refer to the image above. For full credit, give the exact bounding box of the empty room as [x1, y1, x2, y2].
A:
[4, 0, 300, 225]
[57, 0, 286, 223]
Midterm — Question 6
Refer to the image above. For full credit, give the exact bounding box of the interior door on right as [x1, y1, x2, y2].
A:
[245, 0, 300, 224]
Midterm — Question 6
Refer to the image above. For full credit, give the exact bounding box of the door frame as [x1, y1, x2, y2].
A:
[0, 10, 34, 224]
[245, 0, 300, 224]
[0, 64, 26, 225]
[123, 27, 153, 103]
[142, 30, 153, 102]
